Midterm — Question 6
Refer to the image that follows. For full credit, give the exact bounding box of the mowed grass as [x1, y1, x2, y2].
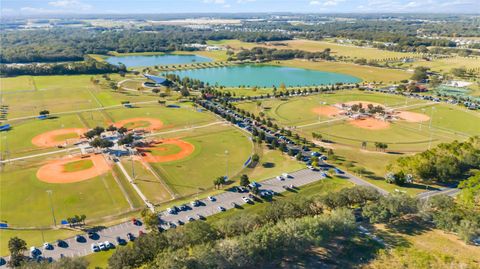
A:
[105, 103, 218, 130]
[3, 75, 100, 118]
[0, 229, 81, 256]
[0, 114, 85, 157]
[148, 124, 253, 197]
[149, 144, 183, 156]
[120, 160, 173, 204]
[273, 60, 410, 83]
[63, 159, 94, 172]
[0, 159, 130, 227]
[208, 39, 420, 61]
[0, 76, 35, 92]
[404, 56, 480, 72]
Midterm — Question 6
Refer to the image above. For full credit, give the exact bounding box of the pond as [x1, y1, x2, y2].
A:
[166, 65, 361, 87]
[105, 54, 212, 68]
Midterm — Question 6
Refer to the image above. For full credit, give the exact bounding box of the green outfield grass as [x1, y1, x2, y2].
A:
[0, 76, 36, 92]
[0, 160, 131, 227]
[105, 103, 218, 130]
[148, 124, 253, 197]
[0, 114, 85, 158]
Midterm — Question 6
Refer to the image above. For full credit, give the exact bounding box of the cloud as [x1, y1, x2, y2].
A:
[203, 0, 226, 4]
[310, 0, 345, 6]
[237, 0, 256, 3]
[48, 0, 92, 10]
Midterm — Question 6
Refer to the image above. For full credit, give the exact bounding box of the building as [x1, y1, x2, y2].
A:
[144, 74, 171, 87]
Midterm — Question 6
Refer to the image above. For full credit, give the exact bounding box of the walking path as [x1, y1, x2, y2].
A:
[115, 161, 155, 212]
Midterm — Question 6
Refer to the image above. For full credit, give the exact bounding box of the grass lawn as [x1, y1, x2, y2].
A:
[63, 159, 94, 172]
[0, 114, 85, 158]
[104, 103, 217, 131]
[120, 160, 173, 205]
[0, 161, 130, 227]
[0, 76, 36, 92]
[274, 60, 410, 83]
[402, 56, 480, 72]
[149, 124, 253, 197]
[4, 75, 100, 118]
[0, 229, 81, 256]
[207, 39, 420, 61]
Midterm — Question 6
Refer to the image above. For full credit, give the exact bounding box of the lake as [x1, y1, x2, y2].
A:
[105, 54, 212, 68]
[166, 65, 361, 87]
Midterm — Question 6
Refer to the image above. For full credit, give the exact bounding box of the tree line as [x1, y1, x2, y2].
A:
[235, 47, 333, 61]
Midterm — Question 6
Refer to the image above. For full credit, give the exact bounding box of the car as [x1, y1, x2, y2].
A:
[88, 231, 97, 239]
[167, 207, 176, 214]
[30, 246, 40, 256]
[190, 200, 200, 207]
[282, 173, 291, 178]
[90, 243, 100, 252]
[168, 222, 176, 228]
[0, 257, 6, 266]
[218, 206, 226, 212]
[242, 197, 252, 203]
[187, 216, 195, 222]
[75, 235, 85, 243]
[132, 218, 140, 225]
[178, 204, 188, 211]
[231, 202, 238, 208]
[98, 242, 106, 251]
[208, 196, 216, 202]
[104, 241, 112, 249]
[307, 165, 317, 171]
[276, 176, 284, 181]
[282, 185, 290, 190]
[197, 214, 206, 220]
[43, 242, 53, 250]
[126, 232, 135, 241]
[177, 220, 184, 226]
[116, 236, 125, 245]
[56, 239, 67, 248]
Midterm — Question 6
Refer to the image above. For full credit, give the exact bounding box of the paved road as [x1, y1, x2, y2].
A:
[417, 187, 460, 200]
[0, 168, 328, 266]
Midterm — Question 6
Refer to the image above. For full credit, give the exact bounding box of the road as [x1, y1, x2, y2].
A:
[0, 168, 329, 266]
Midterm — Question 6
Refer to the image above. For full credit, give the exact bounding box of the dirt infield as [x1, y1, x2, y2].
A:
[139, 139, 195, 163]
[342, 101, 385, 107]
[36, 154, 111, 183]
[32, 128, 88, 148]
[396, 111, 430, 122]
[312, 106, 342, 117]
[114, 117, 164, 131]
[349, 118, 390, 130]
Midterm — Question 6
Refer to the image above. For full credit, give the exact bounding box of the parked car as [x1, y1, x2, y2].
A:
[43, 242, 53, 250]
[218, 206, 226, 212]
[98, 242, 106, 251]
[187, 216, 195, 222]
[56, 239, 67, 248]
[75, 235, 85, 243]
[90, 243, 100, 252]
[276, 175, 284, 181]
[282, 173, 291, 178]
[190, 200, 200, 207]
[242, 197, 252, 203]
[103, 241, 112, 249]
[208, 196, 216, 202]
[126, 232, 135, 241]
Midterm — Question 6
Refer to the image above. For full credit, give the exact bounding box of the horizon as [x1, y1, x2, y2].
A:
[1, 0, 479, 17]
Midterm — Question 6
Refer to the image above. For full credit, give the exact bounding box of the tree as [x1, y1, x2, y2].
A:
[251, 153, 260, 163]
[141, 208, 160, 231]
[118, 133, 134, 145]
[363, 193, 418, 223]
[240, 174, 250, 187]
[39, 110, 50, 116]
[411, 66, 429, 81]
[8, 237, 27, 267]
[117, 126, 128, 134]
[106, 125, 117, 132]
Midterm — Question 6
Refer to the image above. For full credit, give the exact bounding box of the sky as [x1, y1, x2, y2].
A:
[1, 0, 479, 16]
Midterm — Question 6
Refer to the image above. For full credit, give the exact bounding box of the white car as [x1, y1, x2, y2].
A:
[218, 206, 226, 212]
[276, 176, 284, 181]
[103, 241, 111, 249]
[282, 173, 291, 178]
[208, 196, 216, 202]
[43, 242, 53, 250]
[91, 243, 100, 252]
[242, 197, 252, 203]
[98, 242, 106, 251]
[167, 208, 176, 214]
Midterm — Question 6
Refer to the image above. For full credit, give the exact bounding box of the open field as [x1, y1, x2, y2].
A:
[90, 50, 228, 63]
[146, 124, 254, 197]
[0, 156, 131, 227]
[208, 39, 421, 61]
[402, 56, 480, 73]
[274, 60, 411, 82]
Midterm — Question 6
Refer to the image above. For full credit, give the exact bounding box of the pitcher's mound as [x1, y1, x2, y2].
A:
[138, 139, 195, 163]
[32, 128, 88, 148]
[349, 118, 390, 130]
[114, 118, 164, 131]
[37, 154, 111, 184]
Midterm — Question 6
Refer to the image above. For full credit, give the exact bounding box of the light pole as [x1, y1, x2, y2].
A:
[428, 107, 436, 149]
[225, 150, 229, 180]
[46, 190, 57, 227]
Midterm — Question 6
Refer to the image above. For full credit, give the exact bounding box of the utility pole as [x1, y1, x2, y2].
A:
[46, 190, 57, 227]
[225, 150, 229, 180]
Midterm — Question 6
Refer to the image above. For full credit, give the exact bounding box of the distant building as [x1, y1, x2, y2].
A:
[144, 74, 170, 86]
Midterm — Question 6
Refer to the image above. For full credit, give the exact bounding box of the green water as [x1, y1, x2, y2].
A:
[166, 65, 361, 87]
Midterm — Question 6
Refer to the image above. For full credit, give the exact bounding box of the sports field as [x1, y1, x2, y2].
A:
[208, 39, 421, 61]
